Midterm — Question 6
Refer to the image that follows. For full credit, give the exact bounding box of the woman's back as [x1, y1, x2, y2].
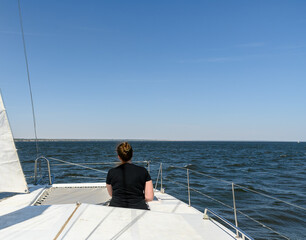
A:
[106, 163, 151, 210]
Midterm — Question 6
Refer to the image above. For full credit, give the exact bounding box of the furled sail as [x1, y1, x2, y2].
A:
[0, 93, 28, 193]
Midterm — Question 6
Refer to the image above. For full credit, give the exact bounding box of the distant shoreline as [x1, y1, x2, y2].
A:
[14, 139, 303, 143]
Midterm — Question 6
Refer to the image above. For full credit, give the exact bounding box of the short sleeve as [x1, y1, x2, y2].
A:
[145, 168, 151, 182]
[106, 169, 112, 184]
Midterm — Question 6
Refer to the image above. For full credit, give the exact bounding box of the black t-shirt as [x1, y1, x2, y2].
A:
[106, 163, 151, 210]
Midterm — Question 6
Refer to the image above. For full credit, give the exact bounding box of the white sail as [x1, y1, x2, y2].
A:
[0, 93, 28, 193]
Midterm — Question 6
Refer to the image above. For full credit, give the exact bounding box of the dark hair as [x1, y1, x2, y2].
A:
[117, 142, 133, 162]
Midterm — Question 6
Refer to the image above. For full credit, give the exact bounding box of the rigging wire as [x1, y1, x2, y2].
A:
[48, 157, 108, 174]
[17, 0, 39, 158]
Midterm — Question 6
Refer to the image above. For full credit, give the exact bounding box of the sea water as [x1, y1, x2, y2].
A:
[16, 141, 306, 240]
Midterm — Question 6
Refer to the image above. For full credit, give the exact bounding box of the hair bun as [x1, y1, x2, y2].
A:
[117, 142, 133, 162]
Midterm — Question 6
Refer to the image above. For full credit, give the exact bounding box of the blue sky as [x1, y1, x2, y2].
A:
[1, 0, 305, 141]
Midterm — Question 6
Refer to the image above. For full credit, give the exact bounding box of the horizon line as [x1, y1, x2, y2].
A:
[14, 138, 303, 143]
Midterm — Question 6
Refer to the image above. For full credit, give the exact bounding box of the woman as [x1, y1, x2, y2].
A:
[106, 142, 154, 210]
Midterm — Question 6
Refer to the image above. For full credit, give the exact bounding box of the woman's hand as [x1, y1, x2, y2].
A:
[145, 180, 154, 202]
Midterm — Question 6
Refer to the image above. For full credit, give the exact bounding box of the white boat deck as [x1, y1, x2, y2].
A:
[0, 183, 238, 240]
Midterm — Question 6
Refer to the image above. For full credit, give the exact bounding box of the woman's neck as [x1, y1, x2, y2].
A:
[120, 160, 131, 164]
[118, 156, 132, 164]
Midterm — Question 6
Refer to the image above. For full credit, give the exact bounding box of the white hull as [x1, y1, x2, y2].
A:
[0, 183, 238, 240]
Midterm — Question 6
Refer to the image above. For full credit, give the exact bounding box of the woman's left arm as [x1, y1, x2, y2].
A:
[106, 184, 112, 197]
[145, 180, 154, 202]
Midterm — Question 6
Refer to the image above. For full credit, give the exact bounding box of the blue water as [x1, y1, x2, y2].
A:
[16, 141, 306, 240]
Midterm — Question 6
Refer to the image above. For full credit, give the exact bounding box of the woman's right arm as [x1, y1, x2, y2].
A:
[144, 180, 154, 202]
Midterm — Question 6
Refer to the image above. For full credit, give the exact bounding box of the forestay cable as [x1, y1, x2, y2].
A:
[18, 0, 39, 158]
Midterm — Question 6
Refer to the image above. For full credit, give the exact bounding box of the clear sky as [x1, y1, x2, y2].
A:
[1, 0, 305, 141]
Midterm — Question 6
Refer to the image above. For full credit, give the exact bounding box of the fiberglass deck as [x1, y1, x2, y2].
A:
[0, 183, 237, 240]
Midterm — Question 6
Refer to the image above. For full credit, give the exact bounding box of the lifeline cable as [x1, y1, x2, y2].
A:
[169, 164, 306, 211]
[49, 157, 108, 174]
[18, 0, 39, 158]
[164, 176, 290, 240]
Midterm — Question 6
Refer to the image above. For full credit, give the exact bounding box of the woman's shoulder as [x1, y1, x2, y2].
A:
[108, 165, 121, 174]
[130, 163, 147, 171]
[130, 164, 150, 177]
[130, 164, 151, 181]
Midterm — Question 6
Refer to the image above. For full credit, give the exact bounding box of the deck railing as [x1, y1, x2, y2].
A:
[204, 208, 254, 240]
[33, 157, 304, 240]
[34, 156, 52, 185]
[154, 162, 252, 240]
[153, 162, 302, 240]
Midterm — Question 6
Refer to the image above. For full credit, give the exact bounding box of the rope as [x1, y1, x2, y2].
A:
[49, 157, 108, 174]
[164, 177, 290, 240]
[18, 0, 39, 158]
[54, 203, 81, 240]
[168, 164, 306, 211]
